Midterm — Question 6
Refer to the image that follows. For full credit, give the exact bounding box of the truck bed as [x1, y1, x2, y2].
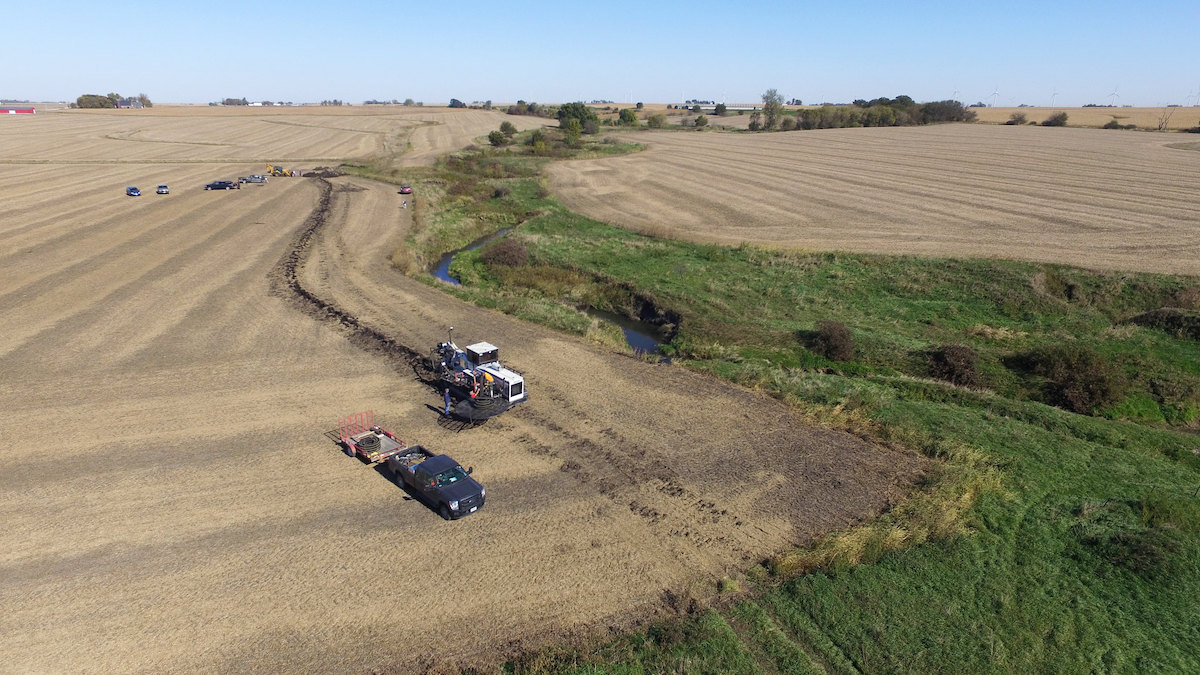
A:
[346, 429, 407, 463]
[388, 446, 436, 473]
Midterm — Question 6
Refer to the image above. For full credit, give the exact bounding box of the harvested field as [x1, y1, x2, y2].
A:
[0, 108, 922, 671]
[546, 123, 1200, 276]
[971, 105, 1200, 130]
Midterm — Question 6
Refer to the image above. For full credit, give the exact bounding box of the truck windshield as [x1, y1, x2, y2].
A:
[434, 466, 469, 486]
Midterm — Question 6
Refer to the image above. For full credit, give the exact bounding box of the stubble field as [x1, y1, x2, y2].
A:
[0, 107, 923, 672]
[547, 122, 1200, 276]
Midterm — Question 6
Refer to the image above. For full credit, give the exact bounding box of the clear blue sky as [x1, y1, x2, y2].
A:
[4, 0, 1198, 107]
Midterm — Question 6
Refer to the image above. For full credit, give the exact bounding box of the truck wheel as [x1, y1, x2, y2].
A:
[439, 504, 452, 520]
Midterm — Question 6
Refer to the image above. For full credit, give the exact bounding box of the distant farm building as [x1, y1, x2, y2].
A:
[115, 99, 144, 109]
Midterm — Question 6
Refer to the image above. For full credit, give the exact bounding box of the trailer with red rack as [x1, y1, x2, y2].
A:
[337, 410, 408, 463]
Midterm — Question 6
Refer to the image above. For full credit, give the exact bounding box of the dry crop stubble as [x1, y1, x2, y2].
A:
[547, 123, 1200, 275]
[1, 108, 921, 672]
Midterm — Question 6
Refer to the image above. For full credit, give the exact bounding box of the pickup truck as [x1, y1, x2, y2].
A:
[386, 447, 486, 520]
[239, 174, 268, 184]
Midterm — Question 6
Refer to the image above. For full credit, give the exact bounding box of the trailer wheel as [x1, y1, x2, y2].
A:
[344, 444, 356, 457]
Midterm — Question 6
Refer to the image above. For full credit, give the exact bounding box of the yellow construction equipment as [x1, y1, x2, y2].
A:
[267, 164, 299, 177]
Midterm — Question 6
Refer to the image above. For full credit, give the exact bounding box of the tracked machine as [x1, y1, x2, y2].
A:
[419, 327, 527, 420]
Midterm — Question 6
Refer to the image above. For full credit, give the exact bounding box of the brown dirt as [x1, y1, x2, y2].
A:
[546, 123, 1200, 276]
[0, 108, 923, 672]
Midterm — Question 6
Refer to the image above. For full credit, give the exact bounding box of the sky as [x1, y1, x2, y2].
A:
[4, 0, 1198, 107]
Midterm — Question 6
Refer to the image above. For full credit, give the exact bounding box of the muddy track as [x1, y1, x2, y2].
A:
[270, 176, 425, 370]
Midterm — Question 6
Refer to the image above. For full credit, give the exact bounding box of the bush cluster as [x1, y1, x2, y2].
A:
[813, 320, 855, 361]
[1042, 112, 1069, 127]
[1022, 344, 1126, 413]
[480, 238, 529, 268]
[927, 344, 982, 387]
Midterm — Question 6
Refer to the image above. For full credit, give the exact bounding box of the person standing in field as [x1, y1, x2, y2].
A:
[443, 388, 452, 417]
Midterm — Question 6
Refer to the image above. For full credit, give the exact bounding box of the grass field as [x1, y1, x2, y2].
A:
[400, 125, 1200, 672]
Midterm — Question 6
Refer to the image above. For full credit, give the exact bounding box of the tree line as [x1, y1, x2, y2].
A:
[73, 92, 152, 108]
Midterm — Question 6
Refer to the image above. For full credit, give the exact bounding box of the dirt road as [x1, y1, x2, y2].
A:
[546, 124, 1200, 276]
[0, 108, 922, 672]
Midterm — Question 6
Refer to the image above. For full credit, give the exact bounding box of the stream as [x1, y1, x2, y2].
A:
[433, 231, 668, 355]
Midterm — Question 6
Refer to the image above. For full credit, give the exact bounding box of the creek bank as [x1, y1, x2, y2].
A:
[431, 231, 676, 355]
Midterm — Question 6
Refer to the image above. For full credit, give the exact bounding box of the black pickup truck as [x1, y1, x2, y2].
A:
[386, 446, 485, 520]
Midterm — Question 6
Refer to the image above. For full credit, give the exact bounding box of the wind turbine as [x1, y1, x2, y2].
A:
[952, 86, 960, 102]
[1108, 85, 1120, 107]
[990, 86, 999, 108]
[1050, 86, 1059, 107]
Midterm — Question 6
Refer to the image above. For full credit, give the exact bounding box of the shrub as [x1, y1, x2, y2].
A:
[1006, 112, 1027, 125]
[694, 114, 708, 128]
[1022, 344, 1127, 414]
[780, 116, 797, 131]
[618, 108, 638, 125]
[813, 320, 855, 361]
[480, 237, 528, 268]
[527, 128, 546, 146]
[1042, 112, 1069, 127]
[499, 121, 517, 137]
[927, 344, 982, 387]
[491, 184, 512, 199]
[647, 114, 666, 129]
[715, 103, 727, 116]
[487, 130, 506, 147]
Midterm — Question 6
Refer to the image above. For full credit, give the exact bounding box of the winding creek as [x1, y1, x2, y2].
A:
[432, 231, 668, 354]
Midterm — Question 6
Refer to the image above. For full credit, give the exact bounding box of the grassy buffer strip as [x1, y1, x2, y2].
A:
[358, 126, 1200, 671]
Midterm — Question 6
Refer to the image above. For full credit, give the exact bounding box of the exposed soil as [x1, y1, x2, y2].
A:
[0, 108, 924, 672]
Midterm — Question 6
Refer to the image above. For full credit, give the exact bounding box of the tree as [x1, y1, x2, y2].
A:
[714, 103, 727, 116]
[448, 98, 466, 108]
[76, 94, 115, 109]
[556, 102, 599, 131]
[136, 92, 153, 108]
[636, 102, 644, 110]
[499, 121, 517, 137]
[403, 98, 415, 106]
[488, 130, 507, 147]
[618, 108, 638, 125]
[564, 118, 583, 145]
[762, 88, 784, 130]
[647, 113, 667, 129]
[749, 111, 762, 131]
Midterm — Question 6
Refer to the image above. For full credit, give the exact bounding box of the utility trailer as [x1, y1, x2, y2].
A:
[338, 410, 408, 463]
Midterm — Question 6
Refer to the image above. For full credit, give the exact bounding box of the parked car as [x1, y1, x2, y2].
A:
[398, 184, 413, 194]
[156, 184, 169, 195]
[239, 174, 268, 184]
[125, 186, 141, 196]
[204, 180, 239, 190]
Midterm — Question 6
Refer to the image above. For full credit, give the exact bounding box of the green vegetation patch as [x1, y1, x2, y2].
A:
[366, 131, 1200, 672]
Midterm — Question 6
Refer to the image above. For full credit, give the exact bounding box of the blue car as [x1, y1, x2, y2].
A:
[126, 186, 141, 196]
